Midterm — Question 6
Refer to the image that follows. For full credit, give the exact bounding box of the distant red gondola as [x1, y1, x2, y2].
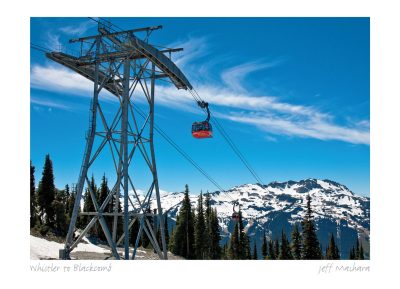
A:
[232, 201, 240, 221]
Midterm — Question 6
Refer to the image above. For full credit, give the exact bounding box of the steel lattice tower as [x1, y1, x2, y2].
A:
[46, 20, 192, 260]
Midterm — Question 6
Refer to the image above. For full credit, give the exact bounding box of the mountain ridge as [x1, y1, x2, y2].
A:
[155, 178, 370, 259]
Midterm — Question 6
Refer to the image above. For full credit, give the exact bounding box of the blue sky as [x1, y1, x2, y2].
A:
[30, 17, 370, 196]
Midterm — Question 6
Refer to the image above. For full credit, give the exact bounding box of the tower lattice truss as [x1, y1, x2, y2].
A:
[47, 21, 192, 260]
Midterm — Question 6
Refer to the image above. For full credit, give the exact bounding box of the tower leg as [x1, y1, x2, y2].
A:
[63, 37, 101, 259]
[121, 59, 131, 260]
[149, 62, 168, 260]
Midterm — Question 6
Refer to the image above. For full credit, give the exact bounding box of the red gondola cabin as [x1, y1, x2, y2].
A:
[192, 121, 213, 138]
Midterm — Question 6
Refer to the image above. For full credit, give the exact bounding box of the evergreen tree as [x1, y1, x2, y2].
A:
[164, 214, 170, 248]
[213, 210, 222, 257]
[63, 184, 70, 206]
[156, 213, 170, 250]
[301, 195, 322, 259]
[141, 206, 153, 248]
[268, 239, 275, 260]
[97, 175, 112, 242]
[278, 230, 293, 260]
[326, 233, 340, 260]
[261, 232, 268, 259]
[168, 227, 175, 252]
[228, 210, 250, 259]
[349, 246, 355, 260]
[228, 222, 240, 259]
[111, 193, 123, 240]
[170, 185, 195, 259]
[204, 192, 212, 259]
[273, 239, 280, 259]
[82, 176, 98, 236]
[130, 217, 141, 247]
[354, 237, 364, 260]
[238, 210, 249, 259]
[53, 190, 68, 236]
[200, 192, 221, 260]
[243, 234, 252, 259]
[194, 193, 207, 259]
[68, 185, 84, 229]
[359, 243, 365, 260]
[68, 185, 74, 223]
[37, 154, 56, 227]
[221, 243, 228, 260]
[252, 241, 258, 260]
[291, 223, 302, 260]
[30, 161, 37, 228]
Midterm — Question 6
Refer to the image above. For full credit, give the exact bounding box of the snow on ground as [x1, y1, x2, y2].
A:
[30, 235, 62, 259]
[30, 235, 109, 260]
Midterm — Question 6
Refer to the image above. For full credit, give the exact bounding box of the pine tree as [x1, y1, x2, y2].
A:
[204, 192, 212, 259]
[170, 185, 195, 259]
[268, 239, 275, 260]
[253, 241, 258, 260]
[97, 175, 112, 242]
[200, 192, 221, 260]
[349, 246, 355, 260]
[221, 243, 228, 260]
[209, 208, 221, 259]
[82, 175, 98, 237]
[301, 195, 322, 259]
[68, 185, 84, 229]
[37, 154, 56, 227]
[326, 233, 340, 260]
[53, 190, 68, 236]
[141, 206, 153, 248]
[273, 239, 280, 259]
[291, 223, 302, 260]
[111, 193, 123, 240]
[156, 213, 170, 250]
[238, 210, 249, 259]
[278, 230, 293, 260]
[359, 243, 365, 260]
[355, 238, 360, 260]
[164, 214, 170, 248]
[30, 161, 37, 228]
[228, 222, 240, 259]
[261, 232, 268, 259]
[168, 227, 175, 252]
[130, 217, 141, 247]
[63, 184, 70, 205]
[244, 235, 252, 259]
[194, 193, 206, 259]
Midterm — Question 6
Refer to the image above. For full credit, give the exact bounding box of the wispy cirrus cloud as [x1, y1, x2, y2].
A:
[221, 60, 280, 92]
[223, 111, 369, 145]
[46, 32, 62, 51]
[30, 36, 369, 145]
[59, 20, 96, 36]
[31, 97, 72, 111]
[168, 36, 210, 69]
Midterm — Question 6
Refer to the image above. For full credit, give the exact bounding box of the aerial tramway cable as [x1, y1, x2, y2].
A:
[188, 88, 266, 187]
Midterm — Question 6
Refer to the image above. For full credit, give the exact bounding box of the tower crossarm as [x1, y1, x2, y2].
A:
[46, 51, 124, 96]
[98, 26, 192, 90]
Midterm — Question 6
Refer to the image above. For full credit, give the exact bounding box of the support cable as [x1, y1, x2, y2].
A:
[188, 89, 266, 187]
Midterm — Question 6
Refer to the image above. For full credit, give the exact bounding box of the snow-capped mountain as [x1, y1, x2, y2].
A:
[156, 178, 370, 259]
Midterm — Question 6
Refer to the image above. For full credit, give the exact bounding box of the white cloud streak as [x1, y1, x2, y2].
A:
[221, 61, 278, 92]
[59, 20, 96, 36]
[31, 97, 71, 111]
[30, 36, 369, 145]
[46, 32, 62, 51]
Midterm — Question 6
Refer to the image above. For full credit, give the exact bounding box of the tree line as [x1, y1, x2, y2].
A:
[31, 154, 366, 260]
